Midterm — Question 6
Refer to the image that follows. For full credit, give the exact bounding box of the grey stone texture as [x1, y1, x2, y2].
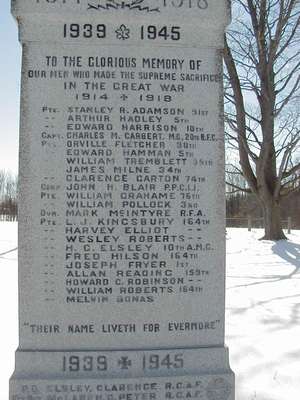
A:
[10, 1, 234, 399]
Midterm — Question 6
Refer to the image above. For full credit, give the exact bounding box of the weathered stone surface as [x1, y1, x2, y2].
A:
[10, 1, 234, 399]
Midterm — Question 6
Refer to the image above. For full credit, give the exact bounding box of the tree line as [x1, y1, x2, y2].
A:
[0, 170, 18, 221]
[226, 180, 300, 229]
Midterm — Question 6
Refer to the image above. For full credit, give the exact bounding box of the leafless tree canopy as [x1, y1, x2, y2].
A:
[224, 0, 300, 239]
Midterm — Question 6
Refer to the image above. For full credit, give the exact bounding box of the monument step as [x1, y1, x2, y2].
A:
[12, 347, 232, 379]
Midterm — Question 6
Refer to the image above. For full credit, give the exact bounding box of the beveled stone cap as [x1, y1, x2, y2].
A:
[12, 0, 231, 26]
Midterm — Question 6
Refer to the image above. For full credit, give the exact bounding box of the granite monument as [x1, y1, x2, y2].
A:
[10, 1, 234, 399]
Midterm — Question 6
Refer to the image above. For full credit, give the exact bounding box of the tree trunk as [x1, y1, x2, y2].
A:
[260, 199, 287, 240]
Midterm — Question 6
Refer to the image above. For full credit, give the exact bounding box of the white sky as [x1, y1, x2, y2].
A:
[0, 2, 21, 175]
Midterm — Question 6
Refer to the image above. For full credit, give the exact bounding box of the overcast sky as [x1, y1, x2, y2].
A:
[0, 2, 21, 175]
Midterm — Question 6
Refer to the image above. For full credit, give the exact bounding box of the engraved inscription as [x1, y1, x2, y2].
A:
[19, 44, 225, 349]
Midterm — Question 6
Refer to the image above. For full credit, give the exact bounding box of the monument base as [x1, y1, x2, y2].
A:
[10, 348, 234, 400]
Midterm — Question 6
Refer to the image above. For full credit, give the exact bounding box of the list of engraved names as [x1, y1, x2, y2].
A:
[24, 44, 224, 343]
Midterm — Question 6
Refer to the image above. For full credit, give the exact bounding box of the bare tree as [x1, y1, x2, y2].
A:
[224, 0, 300, 240]
[0, 170, 6, 201]
[0, 170, 18, 221]
[4, 172, 18, 202]
[226, 161, 250, 195]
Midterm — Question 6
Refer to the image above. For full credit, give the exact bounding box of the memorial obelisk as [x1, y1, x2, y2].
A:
[10, 1, 235, 399]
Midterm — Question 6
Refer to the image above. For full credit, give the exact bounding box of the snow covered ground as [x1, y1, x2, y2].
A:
[0, 222, 299, 400]
[0, 222, 18, 400]
[226, 228, 300, 400]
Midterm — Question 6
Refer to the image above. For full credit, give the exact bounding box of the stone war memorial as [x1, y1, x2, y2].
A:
[10, 0, 235, 399]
